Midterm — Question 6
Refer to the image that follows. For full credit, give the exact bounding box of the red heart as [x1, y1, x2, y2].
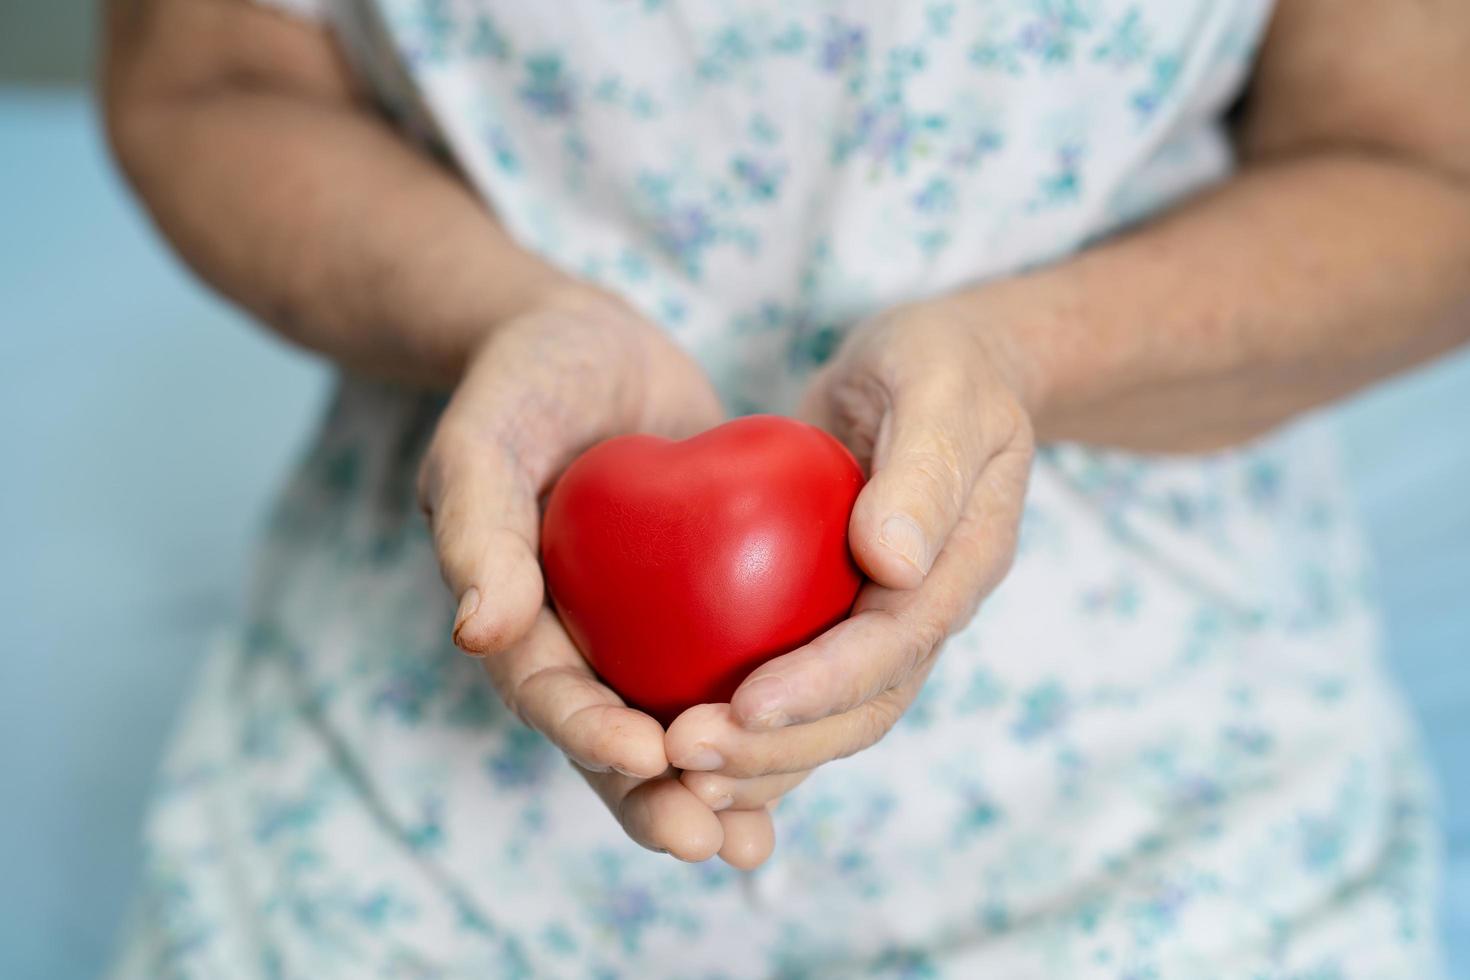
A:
[541, 415, 865, 724]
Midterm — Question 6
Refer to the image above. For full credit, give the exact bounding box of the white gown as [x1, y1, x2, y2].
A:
[116, 2, 1444, 976]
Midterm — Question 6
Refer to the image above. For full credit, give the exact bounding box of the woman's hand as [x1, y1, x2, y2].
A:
[418, 285, 774, 869]
[667, 298, 1036, 799]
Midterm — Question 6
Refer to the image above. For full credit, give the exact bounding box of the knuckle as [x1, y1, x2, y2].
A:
[492, 683, 530, 728]
[506, 663, 571, 730]
[870, 693, 908, 737]
[951, 516, 1019, 598]
[907, 613, 949, 662]
[414, 462, 437, 517]
[987, 535, 1020, 587]
[984, 393, 1032, 450]
[848, 701, 900, 756]
[871, 609, 943, 684]
[926, 361, 976, 406]
[894, 355, 969, 415]
[428, 507, 463, 563]
[679, 770, 723, 798]
[749, 739, 801, 777]
[766, 744, 804, 775]
[901, 443, 969, 520]
[675, 702, 727, 735]
[415, 442, 453, 518]
[418, 425, 477, 519]
[791, 652, 854, 715]
[614, 791, 644, 837]
[578, 709, 615, 754]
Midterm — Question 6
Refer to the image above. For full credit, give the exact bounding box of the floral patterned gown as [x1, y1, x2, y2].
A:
[115, 2, 1444, 977]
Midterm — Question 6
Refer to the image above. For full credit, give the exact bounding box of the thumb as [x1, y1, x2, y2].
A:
[418, 419, 547, 655]
[418, 326, 587, 655]
[847, 382, 995, 590]
[421, 310, 725, 653]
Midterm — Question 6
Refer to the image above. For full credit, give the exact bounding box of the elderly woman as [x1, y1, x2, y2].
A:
[105, 1, 1468, 976]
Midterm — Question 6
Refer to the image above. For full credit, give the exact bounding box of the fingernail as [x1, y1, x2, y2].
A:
[678, 746, 725, 771]
[711, 794, 734, 812]
[452, 587, 481, 652]
[880, 513, 930, 574]
[737, 676, 790, 729]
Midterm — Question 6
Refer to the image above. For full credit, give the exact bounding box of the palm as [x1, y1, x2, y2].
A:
[420, 296, 784, 867]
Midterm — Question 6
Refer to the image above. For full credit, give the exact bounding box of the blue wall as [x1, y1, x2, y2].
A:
[1, 90, 1466, 979]
[0, 92, 327, 978]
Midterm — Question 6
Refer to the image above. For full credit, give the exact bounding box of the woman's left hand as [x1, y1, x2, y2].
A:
[667, 298, 1037, 806]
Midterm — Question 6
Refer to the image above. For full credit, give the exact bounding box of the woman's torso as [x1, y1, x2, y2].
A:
[328, 0, 1268, 411]
[119, 3, 1443, 977]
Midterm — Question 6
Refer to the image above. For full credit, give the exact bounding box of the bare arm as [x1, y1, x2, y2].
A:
[958, 0, 1470, 451]
[674, 0, 1470, 781]
[102, 0, 585, 387]
[105, 0, 785, 867]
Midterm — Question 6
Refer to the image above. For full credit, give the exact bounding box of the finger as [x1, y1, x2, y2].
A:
[419, 315, 630, 656]
[728, 602, 931, 729]
[679, 768, 811, 811]
[730, 449, 1030, 730]
[488, 610, 667, 778]
[848, 377, 1015, 590]
[578, 767, 725, 862]
[666, 680, 926, 778]
[715, 808, 776, 870]
[419, 416, 545, 655]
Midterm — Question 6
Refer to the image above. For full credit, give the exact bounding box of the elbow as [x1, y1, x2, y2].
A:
[99, 76, 192, 236]
[96, 0, 252, 203]
[97, 6, 173, 204]
[99, 84, 154, 200]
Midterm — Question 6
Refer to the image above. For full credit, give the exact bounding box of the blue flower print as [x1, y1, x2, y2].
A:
[654, 205, 716, 272]
[870, 946, 939, 979]
[466, 13, 512, 62]
[698, 25, 758, 82]
[834, 98, 946, 176]
[924, 2, 957, 38]
[1016, 1, 1096, 66]
[948, 123, 1004, 170]
[254, 794, 324, 845]
[1132, 56, 1181, 118]
[818, 18, 868, 73]
[1092, 8, 1149, 67]
[519, 52, 575, 118]
[581, 852, 661, 955]
[372, 655, 445, 723]
[1012, 680, 1072, 741]
[952, 783, 1005, 844]
[1031, 142, 1085, 208]
[485, 726, 555, 789]
[911, 176, 957, 214]
[731, 155, 785, 201]
[957, 666, 1007, 711]
[971, 0, 1096, 73]
[629, 165, 769, 279]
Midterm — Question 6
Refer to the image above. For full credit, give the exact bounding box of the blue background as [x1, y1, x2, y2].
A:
[2, 90, 1467, 978]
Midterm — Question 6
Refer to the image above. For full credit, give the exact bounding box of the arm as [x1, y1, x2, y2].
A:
[102, 0, 576, 386]
[966, 0, 1470, 451]
[665, 0, 1470, 787]
[105, 0, 775, 868]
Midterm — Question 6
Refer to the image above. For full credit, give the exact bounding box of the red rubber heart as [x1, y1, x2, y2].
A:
[540, 415, 865, 725]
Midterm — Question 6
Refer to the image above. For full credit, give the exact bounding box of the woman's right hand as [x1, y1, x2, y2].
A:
[417, 285, 776, 868]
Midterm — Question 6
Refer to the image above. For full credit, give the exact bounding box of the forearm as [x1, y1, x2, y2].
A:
[113, 88, 586, 387]
[103, 0, 588, 388]
[964, 153, 1470, 452]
